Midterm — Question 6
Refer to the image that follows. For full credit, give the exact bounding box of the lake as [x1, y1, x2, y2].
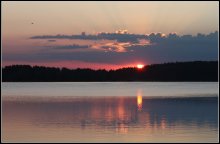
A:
[2, 82, 219, 142]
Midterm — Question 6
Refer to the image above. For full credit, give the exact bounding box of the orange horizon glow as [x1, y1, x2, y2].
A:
[3, 61, 146, 70]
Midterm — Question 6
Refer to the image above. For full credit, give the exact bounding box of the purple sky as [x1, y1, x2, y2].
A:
[2, 1, 218, 69]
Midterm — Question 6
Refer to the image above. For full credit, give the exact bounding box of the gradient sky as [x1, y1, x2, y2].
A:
[2, 1, 219, 69]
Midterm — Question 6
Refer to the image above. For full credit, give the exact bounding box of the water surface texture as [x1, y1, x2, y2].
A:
[2, 82, 218, 97]
[2, 82, 218, 142]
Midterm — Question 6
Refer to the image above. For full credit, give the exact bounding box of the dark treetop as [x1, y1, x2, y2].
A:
[2, 61, 218, 82]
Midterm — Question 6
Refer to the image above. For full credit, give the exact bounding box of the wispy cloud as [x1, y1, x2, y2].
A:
[48, 39, 56, 42]
[51, 44, 89, 50]
[30, 31, 145, 43]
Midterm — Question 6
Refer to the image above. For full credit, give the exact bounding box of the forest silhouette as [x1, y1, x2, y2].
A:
[2, 61, 218, 82]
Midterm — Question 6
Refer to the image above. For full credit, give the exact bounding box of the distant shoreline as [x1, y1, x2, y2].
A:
[2, 61, 218, 82]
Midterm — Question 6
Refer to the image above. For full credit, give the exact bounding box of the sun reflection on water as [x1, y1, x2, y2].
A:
[137, 89, 143, 111]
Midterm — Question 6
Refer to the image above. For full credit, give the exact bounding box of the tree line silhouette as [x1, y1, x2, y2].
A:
[2, 61, 218, 82]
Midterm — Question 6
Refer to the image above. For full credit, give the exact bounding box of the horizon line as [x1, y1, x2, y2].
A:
[2, 60, 218, 71]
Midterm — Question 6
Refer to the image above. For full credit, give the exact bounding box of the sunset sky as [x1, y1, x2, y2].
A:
[2, 1, 219, 69]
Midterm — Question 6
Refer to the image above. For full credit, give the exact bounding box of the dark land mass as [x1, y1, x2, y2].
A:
[2, 61, 218, 82]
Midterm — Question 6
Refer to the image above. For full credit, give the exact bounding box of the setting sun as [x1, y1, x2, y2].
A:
[137, 64, 144, 69]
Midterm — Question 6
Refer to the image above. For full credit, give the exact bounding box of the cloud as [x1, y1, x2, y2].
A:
[93, 42, 131, 52]
[30, 32, 145, 43]
[48, 39, 56, 42]
[5, 31, 218, 65]
[45, 41, 148, 53]
[30, 31, 218, 44]
[51, 44, 89, 50]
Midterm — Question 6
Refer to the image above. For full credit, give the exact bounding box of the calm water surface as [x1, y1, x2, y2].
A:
[2, 82, 219, 142]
